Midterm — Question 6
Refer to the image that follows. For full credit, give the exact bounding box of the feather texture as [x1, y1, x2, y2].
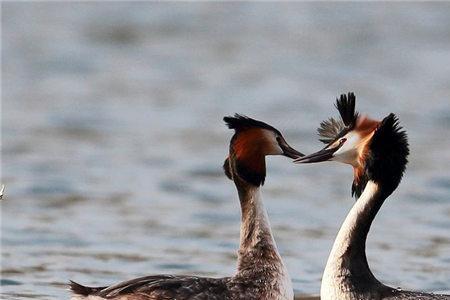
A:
[318, 92, 359, 144]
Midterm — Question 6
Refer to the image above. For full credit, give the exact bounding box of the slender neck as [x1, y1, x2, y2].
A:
[229, 164, 293, 299]
[233, 179, 283, 274]
[322, 180, 387, 291]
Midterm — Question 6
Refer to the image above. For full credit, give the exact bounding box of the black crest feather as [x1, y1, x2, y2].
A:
[318, 92, 359, 144]
[335, 92, 358, 128]
[364, 113, 409, 197]
[223, 114, 280, 134]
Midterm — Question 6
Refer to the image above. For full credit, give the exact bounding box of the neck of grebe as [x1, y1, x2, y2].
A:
[236, 184, 280, 268]
[321, 180, 386, 298]
[234, 181, 292, 298]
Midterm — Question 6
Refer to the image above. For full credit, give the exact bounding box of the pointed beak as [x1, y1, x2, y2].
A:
[279, 141, 304, 159]
[293, 147, 335, 163]
[293, 141, 344, 164]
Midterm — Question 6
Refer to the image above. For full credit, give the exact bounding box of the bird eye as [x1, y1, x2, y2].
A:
[339, 138, 347, 144]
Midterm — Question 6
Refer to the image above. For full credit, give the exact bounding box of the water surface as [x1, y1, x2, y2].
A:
[2, 3, 450, 299]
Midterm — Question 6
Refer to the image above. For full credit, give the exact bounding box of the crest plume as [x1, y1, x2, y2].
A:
[317, 92, 359, 144]
[223, 114, 279, 134]
[317, 117, 346, 144]
[335, 92, 358, 128]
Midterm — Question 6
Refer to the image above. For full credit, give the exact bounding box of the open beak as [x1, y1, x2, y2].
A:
[293, 143, 342, 164]
[279, 140, 304, 159]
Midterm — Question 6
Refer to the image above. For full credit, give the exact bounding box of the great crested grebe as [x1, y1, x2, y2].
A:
[295, 93, 449, 300]
[70, 114, 303, 300]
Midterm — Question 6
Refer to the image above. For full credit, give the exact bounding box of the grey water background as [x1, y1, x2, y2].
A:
[2, 2, 450, 299]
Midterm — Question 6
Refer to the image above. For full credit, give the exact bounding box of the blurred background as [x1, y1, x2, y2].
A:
[2, 2, 450, 299]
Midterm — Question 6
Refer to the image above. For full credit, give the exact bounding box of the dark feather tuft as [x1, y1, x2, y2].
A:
[364, 113, 409, 198]
[317, 92, 359, 144]
[223, 114, 280, 134]
[335, 92, 358, 128]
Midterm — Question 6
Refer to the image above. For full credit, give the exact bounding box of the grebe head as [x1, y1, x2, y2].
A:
[223, 114, 303, 187]
[295, 93, 409, 197]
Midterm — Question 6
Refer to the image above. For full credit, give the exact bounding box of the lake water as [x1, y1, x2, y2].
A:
[2, 3, 450, 299]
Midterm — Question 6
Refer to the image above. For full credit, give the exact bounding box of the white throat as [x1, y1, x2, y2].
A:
[321, 180, 382, 300]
